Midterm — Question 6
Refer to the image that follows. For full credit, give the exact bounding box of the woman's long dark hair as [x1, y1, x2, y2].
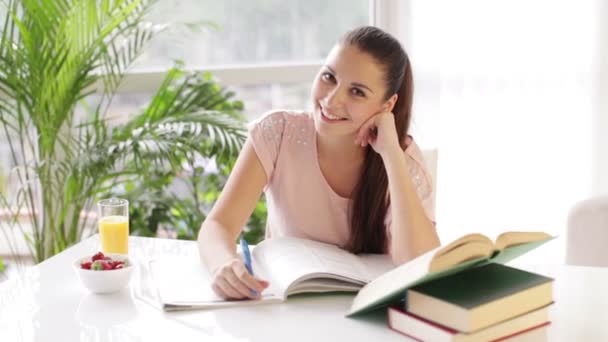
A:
[343, 26, 413, 254]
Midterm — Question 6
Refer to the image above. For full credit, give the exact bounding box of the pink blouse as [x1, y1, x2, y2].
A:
[248, 110, 435, 249]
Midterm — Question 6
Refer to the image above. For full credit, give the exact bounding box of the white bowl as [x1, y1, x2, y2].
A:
[73, 253, 134, 294]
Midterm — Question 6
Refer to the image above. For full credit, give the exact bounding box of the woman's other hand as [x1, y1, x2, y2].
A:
[354, 111, 401, 156]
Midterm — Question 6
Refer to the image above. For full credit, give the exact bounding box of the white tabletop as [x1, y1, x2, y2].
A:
[1, 235, 607, 342]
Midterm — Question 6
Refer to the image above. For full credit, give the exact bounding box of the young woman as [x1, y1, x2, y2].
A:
[198, 26, 440, 300]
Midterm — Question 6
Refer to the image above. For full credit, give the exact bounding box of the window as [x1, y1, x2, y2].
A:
[136, 0, 370, 70]
[80, 0, 372, 130]
[0, 0, 371, 182]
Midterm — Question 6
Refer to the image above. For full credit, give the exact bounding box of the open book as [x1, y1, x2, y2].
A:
[148, 237, 395, 311]
[348, 231, 553, 317]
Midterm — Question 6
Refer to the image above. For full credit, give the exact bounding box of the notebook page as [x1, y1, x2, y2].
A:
[253, 237, 377, 294]
[357, 254, 396, 280]
[149, 256, 282, 308]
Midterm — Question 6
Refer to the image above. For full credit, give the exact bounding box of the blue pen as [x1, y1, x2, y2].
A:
[239, 236, 257, 296]
[240, 236, 254, 275]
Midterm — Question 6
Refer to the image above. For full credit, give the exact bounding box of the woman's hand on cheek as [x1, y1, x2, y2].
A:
[354, 112, 401, 156]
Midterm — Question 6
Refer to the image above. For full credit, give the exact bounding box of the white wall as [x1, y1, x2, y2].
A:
[382, 1, 601, 264]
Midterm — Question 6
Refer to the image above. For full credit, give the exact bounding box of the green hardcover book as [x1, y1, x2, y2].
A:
[347, 231, 554, 317]
[406, 263, 554, 333]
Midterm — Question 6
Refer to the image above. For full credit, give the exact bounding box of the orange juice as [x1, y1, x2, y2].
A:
[99, 215, 129, 254]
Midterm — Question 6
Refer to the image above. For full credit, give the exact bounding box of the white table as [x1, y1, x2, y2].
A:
[1, 236, 607, 341]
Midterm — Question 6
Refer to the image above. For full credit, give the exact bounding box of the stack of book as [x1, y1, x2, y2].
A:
[387, 263, 554, 342]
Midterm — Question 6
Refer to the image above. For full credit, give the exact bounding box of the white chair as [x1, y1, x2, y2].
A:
[566, 196, 608, 267]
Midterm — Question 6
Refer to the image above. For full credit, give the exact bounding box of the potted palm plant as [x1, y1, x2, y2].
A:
[0, 0, 247, 262]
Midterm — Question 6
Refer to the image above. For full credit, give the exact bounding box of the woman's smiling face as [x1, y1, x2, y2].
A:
[311, 43, 396, 138]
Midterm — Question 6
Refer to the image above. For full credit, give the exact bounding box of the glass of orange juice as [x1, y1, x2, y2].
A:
[98, 198, 129, 255]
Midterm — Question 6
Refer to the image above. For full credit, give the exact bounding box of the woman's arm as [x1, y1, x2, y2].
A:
[197, 138, 269, 298]
[381, 146, 440, 264]
[355, 112, 440, 264]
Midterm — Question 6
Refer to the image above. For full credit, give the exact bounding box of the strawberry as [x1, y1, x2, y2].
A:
[80, 261, 92, 270]
[101, 261, 112, 270]
[111, 261, 124, 269]
[114, 264, 124, 269]
[91, 252, 105, 262]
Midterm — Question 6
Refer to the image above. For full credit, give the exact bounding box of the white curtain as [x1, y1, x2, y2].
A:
[391, 0, 602, 254]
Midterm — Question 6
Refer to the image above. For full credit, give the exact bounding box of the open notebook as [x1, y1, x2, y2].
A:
[148, 237, 395, 311]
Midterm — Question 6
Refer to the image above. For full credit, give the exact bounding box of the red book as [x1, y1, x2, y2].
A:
[387, 304, 552, 342]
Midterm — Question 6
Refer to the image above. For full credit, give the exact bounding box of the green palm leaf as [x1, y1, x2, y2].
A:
[0, 0, 246, 262]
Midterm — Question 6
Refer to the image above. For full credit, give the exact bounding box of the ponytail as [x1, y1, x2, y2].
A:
[344, 26, 413, 254]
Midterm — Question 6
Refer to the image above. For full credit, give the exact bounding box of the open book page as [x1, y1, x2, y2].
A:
[494, 231, 552, 250]
[148, 256, 282, 311]
[284, 254, 396, 294]
[491, 237, 555, 265]
[429, 233, 494, 272]
[428, 232, 553, 271]
[254, 237, 394, 297]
